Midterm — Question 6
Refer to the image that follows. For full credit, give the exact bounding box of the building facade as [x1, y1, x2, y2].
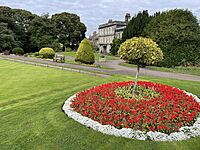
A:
[98, 13, 131, 53]
[89, 31, 99, 49]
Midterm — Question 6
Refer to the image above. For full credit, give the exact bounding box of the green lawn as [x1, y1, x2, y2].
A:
[60, 51, 119, 61]
[0, 59, 200, 150]
[120, 62, 200, 76]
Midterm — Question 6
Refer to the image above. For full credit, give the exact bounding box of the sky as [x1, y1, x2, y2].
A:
[0, 0, 200, 36]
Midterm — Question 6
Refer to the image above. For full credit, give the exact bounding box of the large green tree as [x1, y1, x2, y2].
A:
[28, 14, 57, 51]
[0, 6, 87, 53]
[52, 12, 86, 49]
[122, 10, 152, 41]
[10, 9, 36, 52]
[0, 23, 17, 52]
[0, 6, 36, 52]
[144, 9, 200, 67]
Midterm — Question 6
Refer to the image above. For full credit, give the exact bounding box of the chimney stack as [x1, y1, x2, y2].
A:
[125, 13, 131, 22]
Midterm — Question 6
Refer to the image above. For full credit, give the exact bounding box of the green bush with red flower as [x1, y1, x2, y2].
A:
[70, 81, 200, 134]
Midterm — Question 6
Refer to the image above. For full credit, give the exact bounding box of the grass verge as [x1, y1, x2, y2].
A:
[120, 62, 200, 76]
[60, 51, 119, 61]
[0, 59, 200, 150]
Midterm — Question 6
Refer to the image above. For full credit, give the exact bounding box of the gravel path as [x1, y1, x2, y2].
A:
[97, 59, 200, 82]
[1, 54, 200, 82]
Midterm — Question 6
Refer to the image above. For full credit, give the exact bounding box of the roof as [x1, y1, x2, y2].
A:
[115, 26, 126, 31]
[99, 21, 127, 29]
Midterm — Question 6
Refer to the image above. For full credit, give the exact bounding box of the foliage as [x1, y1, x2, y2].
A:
[28, 15, 57, 51]
[122, 10, 152, 41]
[51, 12, 86, 48]
[0, 6, 86, 53]
[115, 85, 159, 100]
[110, 38, 122, 56]
[10, 8, 36, 53]
[52, 42, 63, 52]
[65, 47, 72, 52]
[119, 37, 163, 94]
[144, 9, 200, 67]
[71, 81, 200, 134]
[0, 22, 17, 52]
[75, 38, 95, 64]
[34, 52, 39, 57]
[39, 47, 55, 59]
[0, 6, 37, 53]
[118, 37, 163, 66]
[12, 47, 24, 55]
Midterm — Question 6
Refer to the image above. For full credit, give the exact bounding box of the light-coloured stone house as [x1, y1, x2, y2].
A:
[98, 13, 131, 53]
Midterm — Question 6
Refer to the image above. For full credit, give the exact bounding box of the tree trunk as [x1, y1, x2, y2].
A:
[132, 65, 140, 95]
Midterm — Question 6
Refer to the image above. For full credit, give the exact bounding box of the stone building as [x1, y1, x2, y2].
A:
[89, 31, 99, 49]
[98, 13, 131, 53]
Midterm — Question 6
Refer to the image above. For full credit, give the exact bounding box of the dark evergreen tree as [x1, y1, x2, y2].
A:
[110, 38, 122, 56]
[122, 10, 152, 41]
[144, 9, 200, 67]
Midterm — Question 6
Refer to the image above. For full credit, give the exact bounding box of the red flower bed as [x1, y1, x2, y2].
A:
[70, 81, 200, 134]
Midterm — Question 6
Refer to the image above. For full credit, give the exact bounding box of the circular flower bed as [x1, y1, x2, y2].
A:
[63, 81, 200, 141]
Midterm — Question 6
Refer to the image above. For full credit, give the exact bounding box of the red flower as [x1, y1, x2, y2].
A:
[71, 81, 200, 134]
[125, 107, 130, 112]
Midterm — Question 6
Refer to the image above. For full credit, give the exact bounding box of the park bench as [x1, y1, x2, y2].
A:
[99, 55, 106, 62]
[53, 54, 65, 63]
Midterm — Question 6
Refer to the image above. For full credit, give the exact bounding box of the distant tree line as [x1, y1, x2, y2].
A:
[0, 6, 86, 53]
[111, 9, 200, 67]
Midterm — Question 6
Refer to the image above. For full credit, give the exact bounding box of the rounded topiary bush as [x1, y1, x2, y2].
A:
[65, 47, 72, 52]
[12, 47, 24, 55]
[75, 38, 95, 64]
[39, 47, 55, 59]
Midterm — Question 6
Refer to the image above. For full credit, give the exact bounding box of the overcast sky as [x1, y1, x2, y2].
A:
[0, 0, 200, 36]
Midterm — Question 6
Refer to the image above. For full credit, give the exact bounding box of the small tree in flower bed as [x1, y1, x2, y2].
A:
[118, 37, 163, 95]
[71, 81, 200, 134]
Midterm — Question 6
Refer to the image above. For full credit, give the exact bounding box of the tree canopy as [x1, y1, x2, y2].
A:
[52, 12, 86, 49]
[0, 22, 16, 52]
[110, 38, 122, 56]
[0, 6, 86, 53]
[119, 37, 163, 66]
[144, 9, 200, 67]
[122, 10, 152, 41]
[118, 37, 163, 94]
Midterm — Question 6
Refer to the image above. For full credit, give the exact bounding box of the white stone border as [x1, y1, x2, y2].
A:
[62, 91, 200, 141]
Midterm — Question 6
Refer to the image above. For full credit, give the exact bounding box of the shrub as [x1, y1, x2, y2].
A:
[65, 47, 72, 52]
[12, 47, 24, 55]
[75, 38, 95, 64]
[24, 53, 28, 57]
[118, 37, 163, 94]
[39, 47, 55, 59]
[110, 38, 122, 56]
[53, 42, 63, 52]
[34, 52, 39, 57]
